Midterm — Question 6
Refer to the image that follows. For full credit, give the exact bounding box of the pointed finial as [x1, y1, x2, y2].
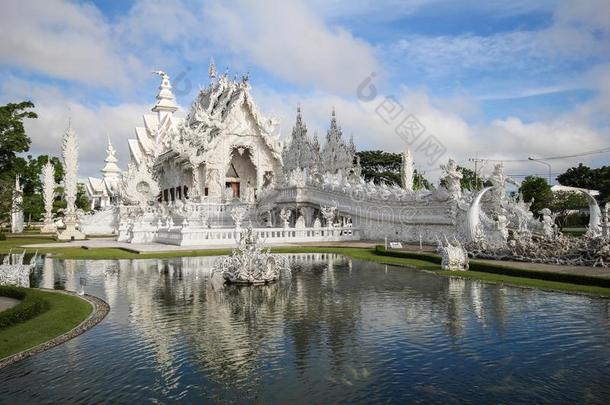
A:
[152, 70, 178, 113]
[209, 57, 216, 79]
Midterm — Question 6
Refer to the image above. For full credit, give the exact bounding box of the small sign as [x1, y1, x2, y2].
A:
[80, 277, 87, 286]
[389, 242, 403, 249]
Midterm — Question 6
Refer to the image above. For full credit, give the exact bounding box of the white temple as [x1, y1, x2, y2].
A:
[78, 64, 605, 256]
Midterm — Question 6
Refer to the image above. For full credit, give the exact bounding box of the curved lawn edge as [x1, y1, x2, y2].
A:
[0, 291, 109, 369]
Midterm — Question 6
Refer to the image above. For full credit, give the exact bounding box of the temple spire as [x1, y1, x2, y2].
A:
[102, 137, 121, 180]
[151, 70, 178, 114]
[209, 57, 217, 80]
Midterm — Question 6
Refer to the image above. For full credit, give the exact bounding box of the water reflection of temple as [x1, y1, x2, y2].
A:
[33, 253, 516, 388]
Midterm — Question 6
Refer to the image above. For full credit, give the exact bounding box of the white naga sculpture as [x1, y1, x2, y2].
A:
[41, 162, 57, 233]
[11, 175, 24, 233]
[212, 226, 290, 284]
[57, 125, 85, 240]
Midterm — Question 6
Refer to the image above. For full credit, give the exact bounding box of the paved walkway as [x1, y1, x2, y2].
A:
[23, 239, 380, 253]
[0, 297, 20, 312]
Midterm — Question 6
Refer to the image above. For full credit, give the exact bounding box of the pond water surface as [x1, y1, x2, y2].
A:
[1, 254, 609, 404]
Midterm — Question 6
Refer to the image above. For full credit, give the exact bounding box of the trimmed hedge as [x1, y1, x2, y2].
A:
[0, 286, 50, 330]
[374, 245, 610, 289]
[374, 245, 442, 264]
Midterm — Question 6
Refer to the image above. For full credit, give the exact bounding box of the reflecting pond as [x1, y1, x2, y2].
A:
[1, 254, 610, 403]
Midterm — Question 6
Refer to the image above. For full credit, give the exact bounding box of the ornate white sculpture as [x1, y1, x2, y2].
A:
[401, 148, 414, 191]
[57, 125, 85, 240]
[578, 189, 602, 238]
[231, 204, 248, 230]
[440, 158, 463, 200]
[11, 175, 24, 233]
[488, 163, 519, 203]
[0, 250, 37, 287]
[41, 162, 57, 233]
[437, 238, 469, 271]
[279, 208, 291, 229]
[320, 204, 336, 228]
[539, 208, 557, 240]
[212, 226, 290, 284]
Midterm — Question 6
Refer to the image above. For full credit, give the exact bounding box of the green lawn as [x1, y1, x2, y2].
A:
[0, 289, 92, 360]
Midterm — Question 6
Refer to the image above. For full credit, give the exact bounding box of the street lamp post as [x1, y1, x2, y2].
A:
[528, 156, 552, 185]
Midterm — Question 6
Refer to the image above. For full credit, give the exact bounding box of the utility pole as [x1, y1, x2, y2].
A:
[474, 152, 478, 189]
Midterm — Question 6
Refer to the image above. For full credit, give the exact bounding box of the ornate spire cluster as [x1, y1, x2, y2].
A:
[282, 106, 320, 171]
[319, 109, 356, 174]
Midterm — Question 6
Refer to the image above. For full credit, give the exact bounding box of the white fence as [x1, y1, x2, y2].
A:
[154, 226, 359, 246]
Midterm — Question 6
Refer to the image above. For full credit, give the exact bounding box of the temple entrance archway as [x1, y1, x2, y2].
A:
[225, 147, 257, 200]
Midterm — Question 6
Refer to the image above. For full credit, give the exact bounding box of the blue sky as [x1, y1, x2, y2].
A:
[0, 0, 608, 180]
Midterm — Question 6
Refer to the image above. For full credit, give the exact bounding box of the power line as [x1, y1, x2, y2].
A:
[468, 146, 610, 163]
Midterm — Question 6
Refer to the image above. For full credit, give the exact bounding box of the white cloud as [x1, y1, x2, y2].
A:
[0, 76, 147, 178]
[202, 0, 380, 94]
[0, 0, 143, 88]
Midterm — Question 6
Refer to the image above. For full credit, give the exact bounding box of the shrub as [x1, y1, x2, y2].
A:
[0, 287, 50, 330]
[0, 233, 6, 241]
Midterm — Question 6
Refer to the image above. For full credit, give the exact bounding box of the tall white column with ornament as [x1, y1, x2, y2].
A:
[41, 162, 57, 233]
[57, 125, 86, 240]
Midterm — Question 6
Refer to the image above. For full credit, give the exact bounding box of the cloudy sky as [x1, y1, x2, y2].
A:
[1, 0, 609, 182]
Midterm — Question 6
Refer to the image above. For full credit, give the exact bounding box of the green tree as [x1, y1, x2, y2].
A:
[356, 150, 431, 189]
[356, 150, 401, 185]
[0, 101, 37, 179]
[557, 163, 610, 204]
[76, 183, 91, 212]
[556, 163, 597, 190]
[550, 191, 588, 229]
[519, 176, 553, 216]
[413, 170, 431, 190]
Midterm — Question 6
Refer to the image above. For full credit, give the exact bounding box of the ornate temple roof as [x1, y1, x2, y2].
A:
[282, 106, 320, 171]
[319, 109, 356, 174]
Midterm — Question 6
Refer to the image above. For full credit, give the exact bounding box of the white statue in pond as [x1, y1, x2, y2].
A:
[437, 237, 469, 271]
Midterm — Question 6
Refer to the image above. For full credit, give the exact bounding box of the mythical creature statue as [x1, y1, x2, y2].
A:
[440, 158, 463, 200]
[212, 226, 290, 284]
[437, 237, 469, 271]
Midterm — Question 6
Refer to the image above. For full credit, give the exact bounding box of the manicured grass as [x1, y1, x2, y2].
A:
[2, 236, 610, 297]
[0, 288, 92, 360]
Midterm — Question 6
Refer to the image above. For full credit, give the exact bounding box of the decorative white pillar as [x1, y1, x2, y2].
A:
[11, 175, 24, 233]
[41, 162, 57, 233]
[57, 125, 85, 240]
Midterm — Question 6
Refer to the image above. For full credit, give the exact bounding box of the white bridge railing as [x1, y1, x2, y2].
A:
[154, 226, 360, 246]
